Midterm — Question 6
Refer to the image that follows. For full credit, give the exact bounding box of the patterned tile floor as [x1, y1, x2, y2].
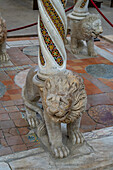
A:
[0, 36, 113, 157]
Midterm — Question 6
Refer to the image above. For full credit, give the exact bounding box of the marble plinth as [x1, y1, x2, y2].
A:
[0, 127, 113, 169]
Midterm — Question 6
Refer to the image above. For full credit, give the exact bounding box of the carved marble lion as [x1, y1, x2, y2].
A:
[0, 17, 9, 62]
[22, 67, 87, 158]
[71, 14, 103, 56]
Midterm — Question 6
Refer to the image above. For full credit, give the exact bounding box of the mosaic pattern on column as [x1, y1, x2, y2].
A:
[61, 0, 67, 8]
[40, 20, 63, 66]
[41, 0, 65, 40]
[39, 48, 45, 66]
[38, 0, 67, 74]
[80, 0, 88, 8]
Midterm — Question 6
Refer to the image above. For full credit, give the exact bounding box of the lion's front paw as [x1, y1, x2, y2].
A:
[69, 130, 84, 145]
[27, 115, 38, 128]
[71, 48, 79, 54]
[0, 53, 9, 62]
[88, 51, 97, 57]
[51, 145, 69, 158]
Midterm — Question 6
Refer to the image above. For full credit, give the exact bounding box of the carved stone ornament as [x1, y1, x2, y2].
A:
[22, 67, 87, 158]
[0, 16, 9, 62]
[67, 0, 103, 57]
[71, 14, 103, 56]
[22, 0, 87, 158]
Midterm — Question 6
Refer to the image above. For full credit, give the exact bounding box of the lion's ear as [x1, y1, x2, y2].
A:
[46, 79, 51, 89]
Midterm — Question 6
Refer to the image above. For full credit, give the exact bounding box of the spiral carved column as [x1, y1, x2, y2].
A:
[37, 0, 67, 76]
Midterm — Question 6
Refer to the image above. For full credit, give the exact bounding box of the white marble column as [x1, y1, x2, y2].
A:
[37, 0, 67, 76]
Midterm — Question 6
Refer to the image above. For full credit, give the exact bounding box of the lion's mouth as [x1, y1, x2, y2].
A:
[92, 32, 99, 38]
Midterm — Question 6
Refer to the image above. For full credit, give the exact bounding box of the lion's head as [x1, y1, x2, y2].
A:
[0, 17, 7, 44]
[43, 71, 87, 123]
[81, 14, 103, 39]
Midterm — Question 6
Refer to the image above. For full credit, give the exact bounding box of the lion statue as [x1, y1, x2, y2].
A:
[0, 16, 9, 62]
[22, 66, 87, 158]
[71, 14, 103, 56]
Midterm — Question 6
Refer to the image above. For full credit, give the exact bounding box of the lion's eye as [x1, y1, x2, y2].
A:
[47, 94, 54, 100]
[60, 98, 63, 102]
[60, 97, 68, 104]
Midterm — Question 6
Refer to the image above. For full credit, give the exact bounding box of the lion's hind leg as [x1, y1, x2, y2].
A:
[0, 43, 9, 62]
[25, 105, 47, 137]
[25, 106, 39, 128]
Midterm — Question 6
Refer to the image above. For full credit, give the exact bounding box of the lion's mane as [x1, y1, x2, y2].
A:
[0, 17, 7, 44]
[43, 71, 87, 123]
[72, 14, 102, 40]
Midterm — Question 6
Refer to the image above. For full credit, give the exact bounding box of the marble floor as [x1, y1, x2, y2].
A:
[0, 36, 113, 157]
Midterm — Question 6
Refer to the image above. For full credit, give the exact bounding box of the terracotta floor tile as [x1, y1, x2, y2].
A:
[0, 72, 11, 81]
[0, 107, 6, 114]
[71, 66, 83, 70]
[3, 128, 19, 137]
[81, 112, 96, 126]
[0, 147, 12, 156]
[82, 73, 112, 93]
[11, 144, 27, 153]
[73, 59, 83, 63]
[5, 106, 19, 113]
[0, 130, 4, 138]
[9, 112, 22, 120]
[18, 127, 29, 135]
[74, 69, 86, 73]
[10, 94, 22, 100]
[67, 60, 80, 66]
[21, 135, 32, 144]
[13, 118, 29, 127]
[2, 80, 14, 86]
[6, 135, 23, 146]
[7, 37, 38, 41]
[0, 138, 8, 147]
[2, 80, 19, 90]
[8, 47, 34, 65]
[7, 89, 21, 95]
[0, 95, 11, 101]
[0, 120, 15, 129]
[14, 99, 24, 105]
[0, 102, 2, 107]
[0, 113, 10, 121]
[2, 100, 15, 107]
[87, 93, 112, 107]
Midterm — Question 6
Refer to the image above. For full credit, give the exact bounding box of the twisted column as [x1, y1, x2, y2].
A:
[38, 0, 67, 75]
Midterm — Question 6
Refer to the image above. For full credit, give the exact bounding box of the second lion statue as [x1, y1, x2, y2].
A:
[0, 16, 9, 62]
[71, 14, 103, 56]
[22, 66, 87, 158]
